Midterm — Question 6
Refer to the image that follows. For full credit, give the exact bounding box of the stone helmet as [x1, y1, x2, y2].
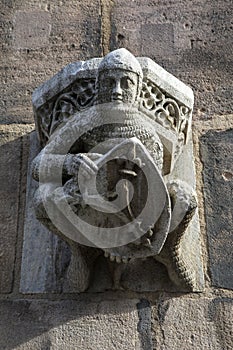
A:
[96, 48, 143, 101]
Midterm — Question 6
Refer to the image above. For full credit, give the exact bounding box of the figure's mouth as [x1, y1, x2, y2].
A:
[111, 97, 123, 102]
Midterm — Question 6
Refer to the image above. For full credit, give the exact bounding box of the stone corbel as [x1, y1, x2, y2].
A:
[24, 48, 204, 293]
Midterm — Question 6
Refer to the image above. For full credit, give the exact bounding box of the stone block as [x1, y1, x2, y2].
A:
[13, 11, 52, 49]
[200, 129, 233, 290]
[0, 299, 142, 350]
[141, 23, 175, 59]
[0, 124, 34, 293]
[152, 296, 233, 350]
[110, 0, 233, 117]
[0, 0, 102, 124]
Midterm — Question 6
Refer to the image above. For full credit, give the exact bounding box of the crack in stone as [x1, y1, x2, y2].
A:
[136, 299, 153, 350]
[100, 0, 115, 55]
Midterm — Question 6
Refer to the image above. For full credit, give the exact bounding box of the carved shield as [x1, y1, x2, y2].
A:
[75, 137, 171, 252]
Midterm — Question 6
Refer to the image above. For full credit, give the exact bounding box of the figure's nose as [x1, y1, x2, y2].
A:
[112, 81, 123, 98]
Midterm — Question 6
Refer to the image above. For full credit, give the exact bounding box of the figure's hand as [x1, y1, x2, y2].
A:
[166, 180, 197, 233]
[65, 153, 102, 178]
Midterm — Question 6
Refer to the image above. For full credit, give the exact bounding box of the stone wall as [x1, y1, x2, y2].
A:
[0, 0, 232, 349]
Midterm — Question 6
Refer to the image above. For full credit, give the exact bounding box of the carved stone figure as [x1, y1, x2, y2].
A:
[31, 48, 204, 292]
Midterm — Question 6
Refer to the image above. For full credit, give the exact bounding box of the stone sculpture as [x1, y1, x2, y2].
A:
[31, 48, 204, 292]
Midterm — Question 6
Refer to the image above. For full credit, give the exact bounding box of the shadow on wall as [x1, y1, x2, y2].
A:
[1, 296, 233, 349]
[200, 128, 233, 290]
[0, 128, 34, 294]
[0, 298, 152, 350]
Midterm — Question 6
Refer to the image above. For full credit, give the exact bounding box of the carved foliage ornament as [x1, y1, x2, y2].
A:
[32, 48, 204, 292]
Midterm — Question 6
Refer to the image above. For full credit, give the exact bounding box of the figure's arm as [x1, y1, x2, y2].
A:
[32, 150, 101, 183]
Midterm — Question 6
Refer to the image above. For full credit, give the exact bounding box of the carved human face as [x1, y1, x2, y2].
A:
[97, 69, 139, 105]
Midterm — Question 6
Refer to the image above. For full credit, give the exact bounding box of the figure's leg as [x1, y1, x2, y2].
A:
[155, 180, 198, 291]
[63, 242, 101, 292]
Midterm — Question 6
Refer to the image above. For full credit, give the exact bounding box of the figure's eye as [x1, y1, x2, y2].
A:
[121, 77, 135, 89]
[103, 78, 115, 89]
